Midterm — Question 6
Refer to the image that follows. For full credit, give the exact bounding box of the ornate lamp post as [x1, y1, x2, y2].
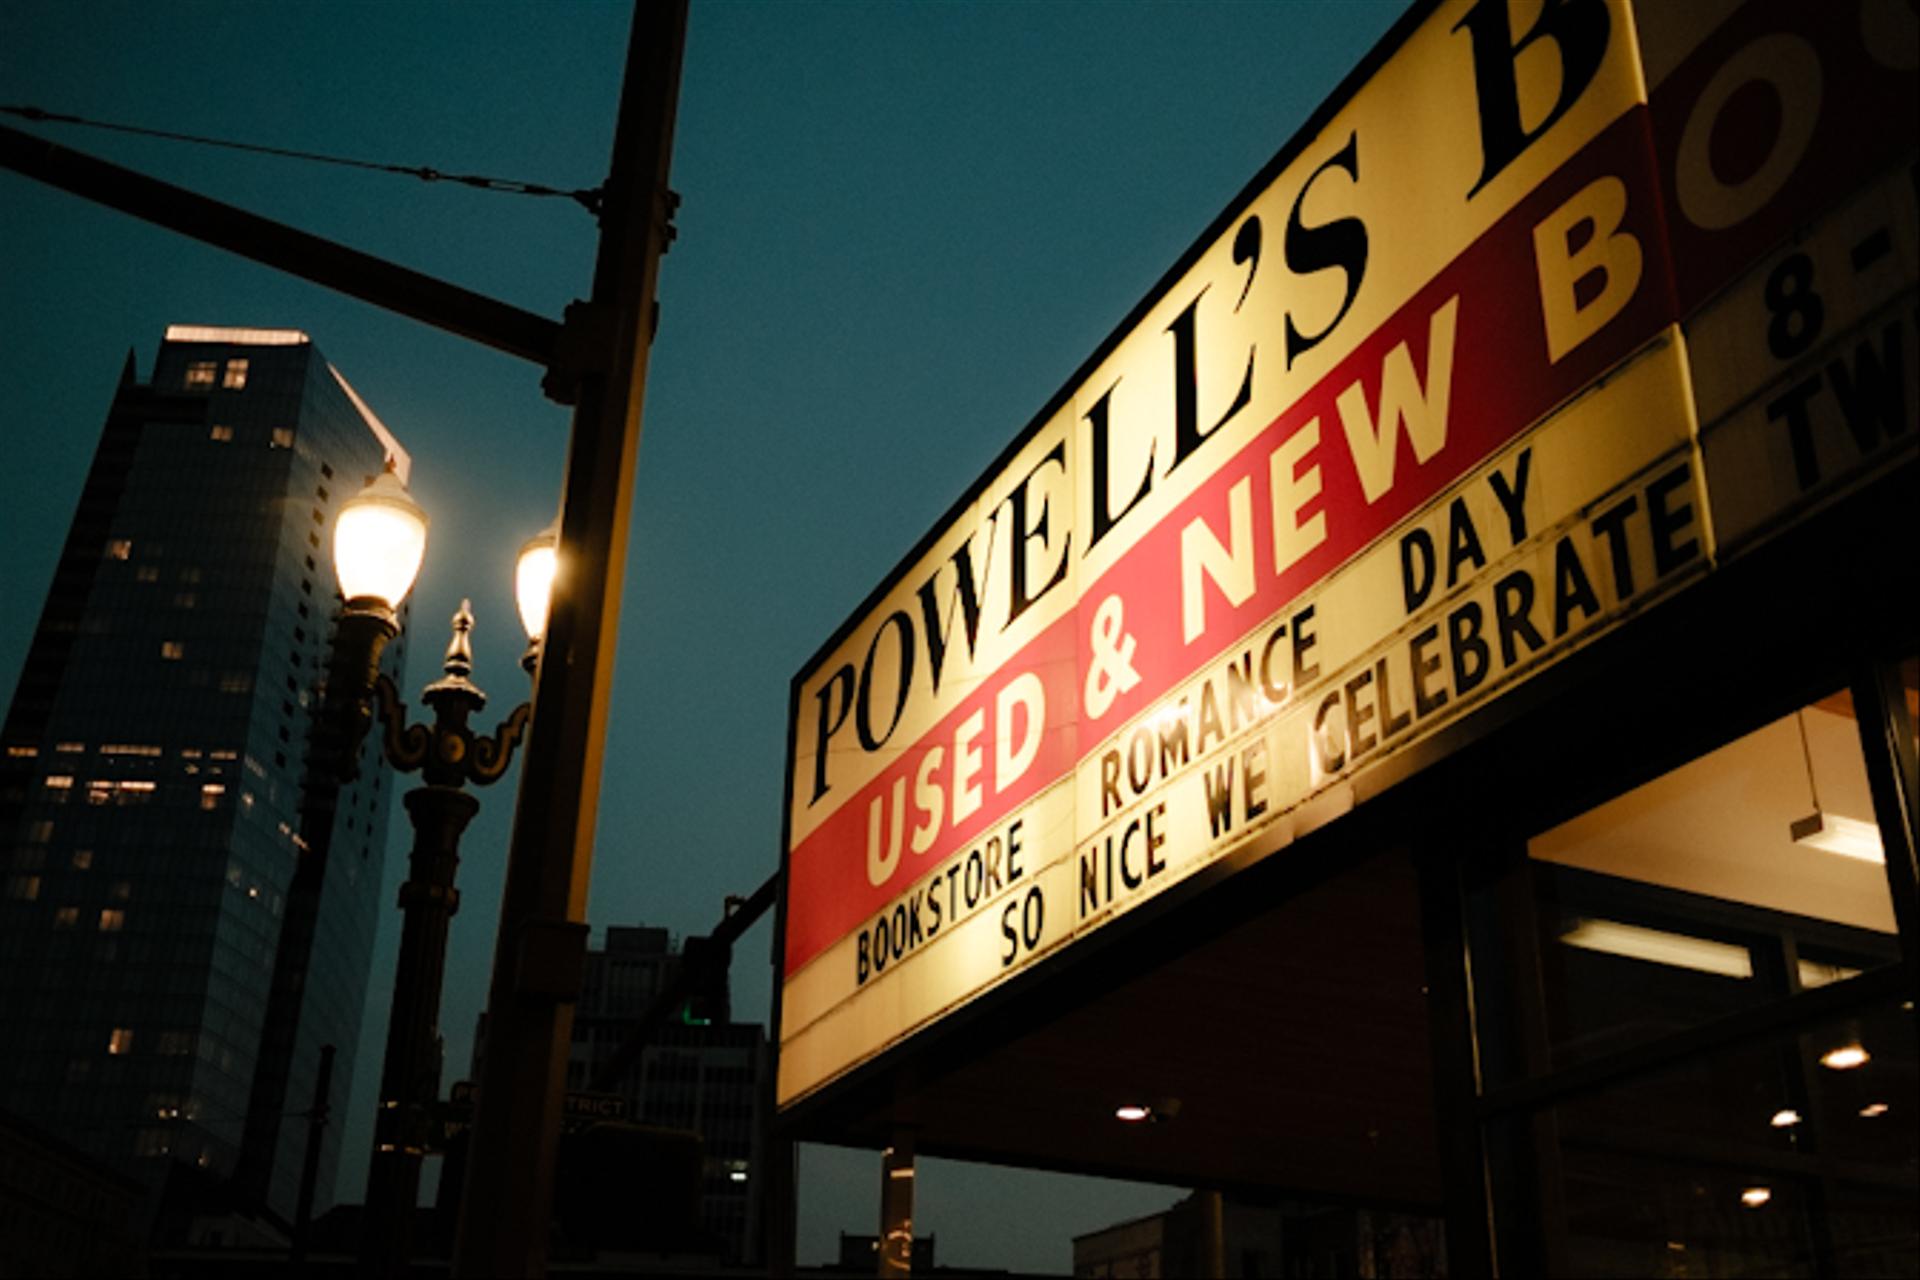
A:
[322, 468, 557, 1276]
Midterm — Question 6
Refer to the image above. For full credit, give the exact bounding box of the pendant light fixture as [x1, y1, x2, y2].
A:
[1788, 708, 1884, 863]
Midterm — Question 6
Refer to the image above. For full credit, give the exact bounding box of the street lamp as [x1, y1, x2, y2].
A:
[514, 519, 558, 673]
[334, 465, 430, 618]
[322, 468, 554, 1276]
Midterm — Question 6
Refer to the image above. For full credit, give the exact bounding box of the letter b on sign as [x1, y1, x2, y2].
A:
[1534, 176, 1642, 364]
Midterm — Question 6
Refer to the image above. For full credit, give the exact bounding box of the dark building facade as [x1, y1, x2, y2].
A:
[0, 1107, 145, 1278]
[525, 924, 769, 1262]
[0, 326, 410, 1228]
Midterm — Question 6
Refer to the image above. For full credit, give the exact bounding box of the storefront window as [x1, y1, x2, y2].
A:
[1462, 663, 1918, 1276]
[1520, 688, 1899, 1074]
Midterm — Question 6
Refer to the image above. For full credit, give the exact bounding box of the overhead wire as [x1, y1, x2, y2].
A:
[1, 103, 603, 214]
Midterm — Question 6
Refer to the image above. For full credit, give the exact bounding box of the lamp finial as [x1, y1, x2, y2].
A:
[444, 600, 475, 679]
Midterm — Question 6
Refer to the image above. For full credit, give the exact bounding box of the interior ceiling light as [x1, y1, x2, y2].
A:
[1114, 1104, 1153, 1123]
[1789, 812, 1885, 863]
[1820, 1044, 1870, 1070]
[1740, 1187, 1773, 1209]
[1558, 918, 1753, 978]
[1860, 1102, 1890, 1118]
[1796, 958, 1863, 989]
[1769, 1108, 1802, 1128]
[1788, 709, 1884, 863]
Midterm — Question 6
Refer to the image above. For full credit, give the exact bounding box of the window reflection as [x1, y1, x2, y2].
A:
[1532, 1000, 1916, 1278]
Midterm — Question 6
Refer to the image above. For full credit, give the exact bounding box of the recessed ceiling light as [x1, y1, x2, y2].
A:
[1860, 1102, 1890, 1118]
[1114, 1104, 1153, 1123]
[1741, 1187, 1772, 1209]
[1821, 1044, 1870, 1070]
[1769, 1108, 1802, 1128]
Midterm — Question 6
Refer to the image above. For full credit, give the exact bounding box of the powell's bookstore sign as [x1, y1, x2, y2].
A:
[778, 0, 1919, 1106]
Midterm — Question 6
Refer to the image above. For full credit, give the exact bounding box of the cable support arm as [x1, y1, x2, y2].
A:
[0, 122, 562, 368]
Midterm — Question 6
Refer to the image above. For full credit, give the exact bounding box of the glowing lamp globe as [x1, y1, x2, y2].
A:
[334, 468, 428, 610]
[515, 521, 559, 644]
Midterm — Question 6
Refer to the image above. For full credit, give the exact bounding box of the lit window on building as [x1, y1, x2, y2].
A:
[5, 875, 40, 901]
[6, 745, 37, 758]
[54, 907, 79, 929]
[219, 673, 252, 693]
[222, 358, 249, 389]
[26, 819, 53, 843]
[55, 742, 84, 753]
[105, 539, 132, 560]
[209, 424, 234, 442]
[182, 567, 202, 584]
[71, 849, 92, 870]
[160, 641, 185, 660]
[136, 565, 160, 583]
[174, 592, 196, 608]
[272, 426, 295, 449]
[107, 1027, 134, 1055]
[184, 361, 217, 389]
[102, 744, 162, 757]
[201, 783, 225, 810]
[99, 908, 126, 933]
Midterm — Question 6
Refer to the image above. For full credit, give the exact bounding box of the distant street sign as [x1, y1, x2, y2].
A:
[438, 1082, 628, 1148]
[559, 1091, 630, 1124]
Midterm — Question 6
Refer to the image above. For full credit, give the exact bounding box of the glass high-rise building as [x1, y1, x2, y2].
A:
[0, 326, 410, 1228]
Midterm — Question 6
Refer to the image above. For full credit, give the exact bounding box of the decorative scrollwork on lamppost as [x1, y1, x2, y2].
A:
[320, 466, 558, 1278]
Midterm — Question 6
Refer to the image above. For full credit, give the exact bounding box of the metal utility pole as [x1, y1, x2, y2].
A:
[452, 3, 687, 1274]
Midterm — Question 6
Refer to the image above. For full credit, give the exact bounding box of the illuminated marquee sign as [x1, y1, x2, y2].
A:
[777, 0, 1919, 1107]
